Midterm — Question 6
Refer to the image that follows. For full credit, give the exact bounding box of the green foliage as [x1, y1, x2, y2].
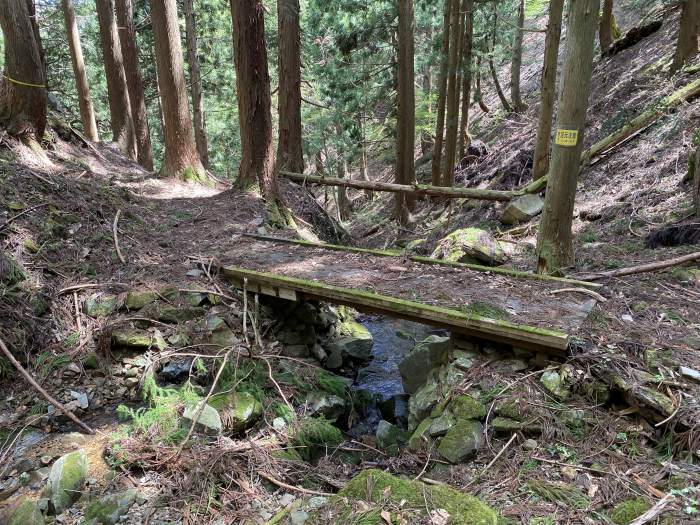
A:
[610, 498, 650, 525]
[35, 352, 71, 378]
[527, 480, 590, 509]
[0, 356, 12, 380]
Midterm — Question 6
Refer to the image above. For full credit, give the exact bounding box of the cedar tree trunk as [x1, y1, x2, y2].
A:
[442, 0, 463, 186]
[277, 0, 304, 174]
[96, 0, 136, 159]
[670, 0, 700, 74]
[457, 0, 474, 160]
[536, 0, 600, 274]
[62, 0, 99, 141]
[0, 0, 47, 140]
[116, 0, 153, 169]
[430, 0, 453, 187]
[510, 0, 525, 112]
[184, 0, 209, 169]
[150, 0, 207, 182]
[532, 0, 564, 180]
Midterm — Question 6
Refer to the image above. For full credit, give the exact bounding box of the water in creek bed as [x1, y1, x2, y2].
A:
[353, 315, 446, 402]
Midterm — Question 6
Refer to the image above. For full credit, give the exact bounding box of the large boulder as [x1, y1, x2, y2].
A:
[83, 489, 138, 525]
[398, 335, 450, 394]
[438, 420, 483, 464]
[501, 194, 544, 225]
[47, 449, 88, 514]
[431, 228, 507, 266]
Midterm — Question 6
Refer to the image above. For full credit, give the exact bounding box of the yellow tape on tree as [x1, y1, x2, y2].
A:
[2, 74, 46, 89]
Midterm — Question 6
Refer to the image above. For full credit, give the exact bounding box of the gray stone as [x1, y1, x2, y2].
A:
[399, 335, 450, 394]
[290, 510, 310, 525]
[47, 449, 88, 514]
[83, 489, 138, 525]
[437, 420, 483, 463]
[305, 391, 346, 422]
[523, 439, 538, 451]
[501, 194, 544, 225]
[124, 290, 158, 310]
[540, 369, 570, 400]
[70, 391, 89, 409]
[83, 295, 117, 317]
[111, 329, 167, 351]
[209, 391, 262, 434]
[428, 412, 456, 437]
[324, 346, 343, 369]
[181, 403, 222, 437]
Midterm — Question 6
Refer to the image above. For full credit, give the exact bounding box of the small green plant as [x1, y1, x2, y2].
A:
[35, 352, 71, 377]
[291, 417, 343, 461]
[0, 356, 12, 380]
[580, 230, 597, 243]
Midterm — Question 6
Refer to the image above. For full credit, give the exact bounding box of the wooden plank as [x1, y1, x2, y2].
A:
[221, 266, 570, 354]
[242, 233, 603, 289]
[280, 171, 521, 201]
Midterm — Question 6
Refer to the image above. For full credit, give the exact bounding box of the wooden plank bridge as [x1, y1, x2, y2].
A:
[215, 234, 601, 355]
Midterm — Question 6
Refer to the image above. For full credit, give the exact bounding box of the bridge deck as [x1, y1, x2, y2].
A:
[217, 235, 599, 354]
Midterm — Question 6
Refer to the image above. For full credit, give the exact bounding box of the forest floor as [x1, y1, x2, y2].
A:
[1, 1, 700, 525]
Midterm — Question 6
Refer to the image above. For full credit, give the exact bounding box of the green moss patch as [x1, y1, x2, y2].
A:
[610, 497, 651, 525]
[316, 469, 499, 525]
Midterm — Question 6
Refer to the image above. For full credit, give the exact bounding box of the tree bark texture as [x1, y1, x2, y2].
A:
[442, 0, 463, 187]
[230, 0, 281, 201]
[96, 0, 136, 159]
[150, 0, 206, 182]
[537, 0, 600, 274]
[430, 0, 452, 187]
[62, 0, 98, 142]
[183, 0, 209, 169]
[599, 0, 615, 53]
[510, 0, 525, 112]
[670, 0, 700, 74]
[488, 5, 512, 113]
[396, 0, 416, 225]
[532, 0, 564, 180]
[277, 0, 304, 174]
[0, 0, 47, 140]
[457, 0, 474, 160]
[116, 0, 153, 170]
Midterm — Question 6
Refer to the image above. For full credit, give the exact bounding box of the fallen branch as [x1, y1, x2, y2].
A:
[0, 203, 48, 233]
[57, 282, 129, 295]
[258, 471, 333, 497]
[576, 251, 700, 280]
[0, 336, 94, 435]
[548, 287, 607, 302]
[628, 494, 674, 525]
[280, 171, 520, 201]
[466, 433, 518, 487]
[113, 209, 126, 264]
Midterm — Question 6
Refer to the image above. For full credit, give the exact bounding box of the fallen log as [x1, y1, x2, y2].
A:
[581, 76, 700, 165]
[280, 171, 520, 202]
[575, 250, 700, 280]
[603, 19, 662, 58]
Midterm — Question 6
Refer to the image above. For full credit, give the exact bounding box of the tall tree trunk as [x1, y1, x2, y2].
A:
[277, 0, 304, 174]
[532, 0, 565, 180]
[430, 0, 452, 187]
[599, 0, 615, 53]
[474, 55, 490, 113]
[510, 0, 525, 112]
[457, 0, 474, 161]
[230, 0, 282, 202]
[442, 0, 463, 187]
[694, 140, 700, 217]
[25, 0, 45, 77]
[62, 0, 98, 142]
[116, 0, 153, 170]
[183, 0, 209, 169]
[336, 138, 351, 222]
[536, 0, 600, 274]
[420, 24, 433, 155]
[96, 0, 136, 159]
[0, 0, 46, 140]
[488, 5, 513, 113]
[150, 0, 206, 182]
[670, 0, 700, 75]
[396, 0, 416, 226]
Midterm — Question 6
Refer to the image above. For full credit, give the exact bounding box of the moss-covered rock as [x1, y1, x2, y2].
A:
[408, 417, 434, 451]
[398, 335, 450, 394]
[83, 489, 138, 525]
[291, 417, 343, 461]
[209, 391, 262, 434]
[8, 498, 43, 525]
[540, 369, 570, 400]
[449, 394, 486, 421]
[491, 417, 542, 434]
[47, 449, 88, 514]
[139, 301, 204, 324]
[331, 320, 374, 361]
[111, 328, 167, 351]
[314, 469, 499, 524]
[124, 289, 158, 310]
[610, 497, 651, 525]
[431, 227, 507, 266]
[305, 391, 346, 422]
[438, 420, 483, 463]
[375, 420, 409, 455]
[84, 294, 117, 317]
